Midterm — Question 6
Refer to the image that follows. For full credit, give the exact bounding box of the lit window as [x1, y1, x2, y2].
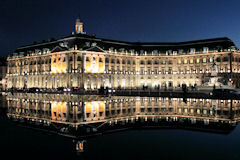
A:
[184, 59, 188, 64]
[190, 59, 194, 64]
[178, 59, 181, 64]
[209, 57, 213, 63]
[196, 58, 200, 63]
[202, 58, 207, 63]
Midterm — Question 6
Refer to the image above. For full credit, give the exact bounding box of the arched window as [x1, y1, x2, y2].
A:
[140, 60, 144, 65]
[122, 60, 125, 64]
[69, 56, 73, 61]
[99, 58, 103, 62]
[111, 59, 115, 63]
[216, 57, 221, 62]
[128, 60, 131, 64]
[147, 60, 151, 65]
[154, 60, 159, 65]
[77, 56, 81, 61]
[117, 59, 120, 64]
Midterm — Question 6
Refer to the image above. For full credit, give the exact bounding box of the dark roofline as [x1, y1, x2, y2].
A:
[14, 32, 236, 53]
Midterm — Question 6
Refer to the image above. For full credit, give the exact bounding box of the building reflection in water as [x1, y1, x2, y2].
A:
[5, 93, 240, 153]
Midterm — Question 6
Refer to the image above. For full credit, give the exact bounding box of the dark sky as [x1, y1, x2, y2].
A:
[1, 0, 240, 56]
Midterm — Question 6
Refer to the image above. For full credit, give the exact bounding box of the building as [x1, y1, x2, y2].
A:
[0, 56, 7, 90]
[6, 18, 240, 90]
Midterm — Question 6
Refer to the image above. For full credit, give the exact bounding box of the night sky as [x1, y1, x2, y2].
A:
[1, 0, 240, 56]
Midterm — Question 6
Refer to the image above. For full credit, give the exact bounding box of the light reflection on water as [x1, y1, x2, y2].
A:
[1, 92, 240, 158]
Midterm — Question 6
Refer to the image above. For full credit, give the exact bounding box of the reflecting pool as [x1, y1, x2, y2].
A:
[1, 93, 240, 159]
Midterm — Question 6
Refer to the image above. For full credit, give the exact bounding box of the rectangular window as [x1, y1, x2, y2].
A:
[161, 68, 165, 74]
[140, 68, 144, 74]
[168, 67, 172, 74]
[148, 68, 151, 74]
[154, 68, 158, 74]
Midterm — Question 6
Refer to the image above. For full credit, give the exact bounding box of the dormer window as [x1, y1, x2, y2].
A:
[178, 49, 183, 55]
[153, 50, 158, 56]
[203, 47, 208, 53]
[190, 48, 195, 54]
[167, 50, 172, 55]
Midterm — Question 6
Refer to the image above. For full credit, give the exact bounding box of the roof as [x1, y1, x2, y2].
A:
[12, 33, 236, 56]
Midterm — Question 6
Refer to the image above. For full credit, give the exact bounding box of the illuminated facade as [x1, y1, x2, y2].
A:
[6, 18, 240, 90]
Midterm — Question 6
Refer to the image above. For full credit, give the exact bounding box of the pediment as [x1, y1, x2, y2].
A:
[85, 46, 105, 52]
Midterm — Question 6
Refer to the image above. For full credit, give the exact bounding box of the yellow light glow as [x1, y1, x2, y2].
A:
[85, 56, 105, 73]
[51, 101, 67, 119]
[51, 56, 67, 74]
[85, 101, 105, 115]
